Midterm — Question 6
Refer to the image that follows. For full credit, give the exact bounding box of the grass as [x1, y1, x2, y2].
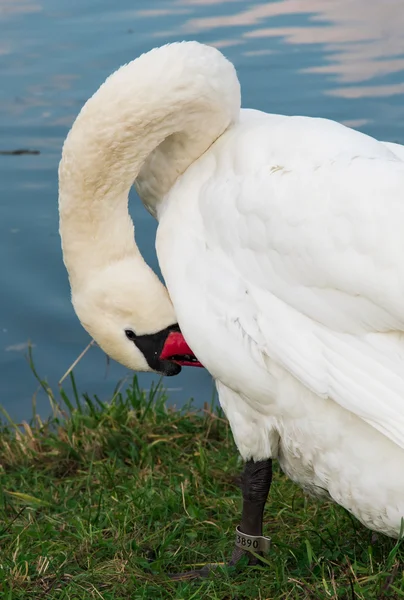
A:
[0, 363, 404, 599]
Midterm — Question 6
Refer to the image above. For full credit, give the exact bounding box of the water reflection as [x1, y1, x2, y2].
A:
[0, 0, 41, 16]
[174, 0, 245, 5]
[141, 0, 404, 99]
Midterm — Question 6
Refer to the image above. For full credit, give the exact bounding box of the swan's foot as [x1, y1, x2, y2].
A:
[168, 530, 271, 580]
[168, 458, 273, 580]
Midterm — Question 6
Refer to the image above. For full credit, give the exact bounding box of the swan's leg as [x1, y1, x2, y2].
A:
[169, 458, 272, 580]
[228, 458, 272, 566]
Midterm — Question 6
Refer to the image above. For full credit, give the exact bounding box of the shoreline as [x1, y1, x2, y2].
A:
[0, 374, 402, 599]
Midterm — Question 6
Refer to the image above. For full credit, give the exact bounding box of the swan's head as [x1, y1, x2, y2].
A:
[70, 257, 202, 376]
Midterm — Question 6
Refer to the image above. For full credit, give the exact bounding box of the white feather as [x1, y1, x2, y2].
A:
[157, 106, 404, 537]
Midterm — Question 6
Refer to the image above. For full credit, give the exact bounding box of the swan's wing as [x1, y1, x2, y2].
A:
[200, 116, 404, 449]
[382, 141, 404, 161]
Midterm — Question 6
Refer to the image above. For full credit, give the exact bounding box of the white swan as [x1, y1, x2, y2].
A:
[59, 42, 404, 569]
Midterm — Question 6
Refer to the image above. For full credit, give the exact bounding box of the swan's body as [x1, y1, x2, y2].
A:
[156, 109, 404, 537]
[59, 42, 404, 541]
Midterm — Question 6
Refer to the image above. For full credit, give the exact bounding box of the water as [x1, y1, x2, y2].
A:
[1, 0, 403, 421]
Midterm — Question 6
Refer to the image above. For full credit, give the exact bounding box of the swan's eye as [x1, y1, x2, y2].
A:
[125, 329, 137, 341]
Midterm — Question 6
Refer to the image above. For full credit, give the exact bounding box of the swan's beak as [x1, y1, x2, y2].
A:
[160, 331, 204, 368]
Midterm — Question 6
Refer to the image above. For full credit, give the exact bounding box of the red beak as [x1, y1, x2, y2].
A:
[160, 331, 204, 368]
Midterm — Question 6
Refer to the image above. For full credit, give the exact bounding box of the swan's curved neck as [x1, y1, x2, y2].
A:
[58, 42, 240, 290]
